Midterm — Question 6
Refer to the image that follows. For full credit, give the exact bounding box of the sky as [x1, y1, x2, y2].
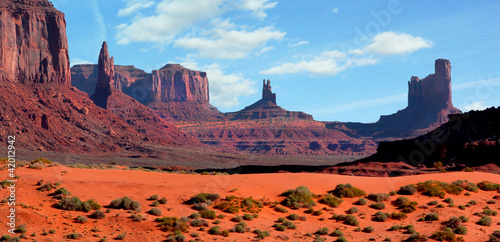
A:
[55, 0, 500, 122]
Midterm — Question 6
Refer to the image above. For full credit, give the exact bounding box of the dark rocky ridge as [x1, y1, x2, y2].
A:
[0, 0, 70, 85]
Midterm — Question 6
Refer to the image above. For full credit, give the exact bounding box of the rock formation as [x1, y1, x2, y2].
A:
[333, 59, 461, 139]
[0, 0, 70, 85]
[225, 79, 313, 120]
[90, 42, 115, 108]
[72, 63, 223, 121]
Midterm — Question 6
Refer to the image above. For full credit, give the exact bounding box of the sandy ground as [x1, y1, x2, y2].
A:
[1, 165, 500, 241]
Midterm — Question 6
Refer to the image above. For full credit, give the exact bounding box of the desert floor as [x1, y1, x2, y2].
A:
[1, 164, 500, 241]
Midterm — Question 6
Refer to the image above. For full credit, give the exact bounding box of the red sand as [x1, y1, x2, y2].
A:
[1, 166, 500, 241]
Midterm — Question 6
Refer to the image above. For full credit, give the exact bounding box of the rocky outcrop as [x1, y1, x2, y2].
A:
[0, 0, 70, 85]
[333, 59, 461, 139]
[225, 79, 313, 120]
[72, 63, 223, 121]
[360, 107, 500, 168]
[90, 42, 115, 108]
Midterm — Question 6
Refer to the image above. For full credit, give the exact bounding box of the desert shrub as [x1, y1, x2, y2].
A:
[478, 181, 500, 191]
[455, 226, 467, 235]
[373, 211, 389, 222]
[368, 193, 390, 202]
[344, 215, 359, 226]
[190, 219, 208, 227]
[490, 230, 500, 242]
[332, 214, 346, 222]
[405, 232, 427, 242]
[347, 207, 359, 214]
[192, 203, 208, 211]
[428, 201, 438, 206]
[464, 167, 474, 172]
[283, 220, 297, 229]
[51, 187, 72, 197]
[200, 209, 216, 219]
[330, 184, 366, 198]
[288, 214, 299, 220]
[370, 202, 386, 210]
[331, 230, 343, 236]
[336, 237, 348, 242]
[75, 215, 87, 223]
[115, 233, 126, 240]
[231, 215, 243, 222]
[147, 208, 162, 216]
[466, 200, 477, 207]
[208, 226, 221, 235]
[443, 198, 454, 204]
[391, 212, 407, 220]
[487, 199, 497, 204]
[389, 225, 402, 231]
[56, 197, 91, 212]
[398, 185, 417, 195]
[312, 210, 323, 216]
[363, 226, 375, 233]
[357, 198, 368, 205]
[254, 230, 270, 239]
[90, 210, 106, 219]
[299, 215, 307, 221]
[458, 205, 466, 210]
[130, 214, 146, 222]
[484, 209, 498, 216]
[66, 233, 82, 239]
[187, 193, 220, 204]
[274, 206, 288, 213]
[451, 180, 479, 192]
[109, 197, 141, 212]
[159, 197, 168, 204]
[423, 213, 439, 221]
[152, 200, 160, 207]
[149, 194, 159, 200]
[274, 224, 286, 231]
[155, 217, 189, 233]
[478, 216, 492, 226]
[390, 191, 397, 196]
[431, 228, 455, 241]
[281, 186, 316, 209]
[243, 214, 254, 221]
[319, 194, 343, 207]
[459, 216, 468, 222]
[394, 196, 409, 206]
[400, 201, 418, 213]
[316, 227, 329, 235]
[189, 213, 200, 219]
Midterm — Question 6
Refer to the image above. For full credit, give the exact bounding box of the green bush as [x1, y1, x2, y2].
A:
[209, 226, 221, 235]
[66, 233, 82, 239]
[155, 217, 189, 232]
[484, 209, 498, 216]
[319, 194, 343, 207]
[431, 228, 455, 241]
[190, 219, 208, 227]
[389, 225, 402, 231]
[423, 213, 439, 221]
[373, 211, 389, 222]
[115, 233, 126, 240]
[51, 187, 72, 197]
[405, 232, 427, 242]
[288, 214, 299, 220]
[458, 205, 466, 210]
[281, 186, 316, 209]
[316, 227, 329, 235]
[253, 230, 270, 239]
[283, 220, 297, 229]
[478, 216, 492, 226]
[274, 206, 288, 213]
[147, 208, 162, 216]
[357, 198, 368, 205]
[368, 193, 390, 202]
[398, 185, 417, 195]
[159, 197, 168, 204]
[428, 200, 438, 206]
[336, 236, 348, 242]
[451, 180, 478, 192]
[56, 197, 91, 212]
[149, 194, 159, 200]
[489, 230, 500, 241]
[331, 230, 343, 236]
[109, 197, 141, 212]
[455, 225, 467, 235]
[200, 209, 216, 219]
[344, 215, 359, 226]
[330, 184, 366, 198]
[188, 193, 220, 204]
[391, 212, 407, 220]
[274, 224, 286, 231]
[90, 210, 106, 219]
[370, 202, 386, 210]
[243, 214, 254, 221]
[75, 215, 87, 223]
[363, 226, 375, 233]
[347, 207, 359, 214]
[443, 198, 454, 204]
[394, 196, 409, 206]
[478, 181, 500, 191]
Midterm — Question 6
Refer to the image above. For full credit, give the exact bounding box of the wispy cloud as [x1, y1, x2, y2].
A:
[460, 101, 488, 112]
[71, 58, 93, 67]
[118, 0, 155, 17]
[332, 8, 339, 14]
[290, 41, 309, 47]
[362, 32, 433, 56]
[235, 0, 278, 19]
[452, 77, 500, 90]
[311, 93, 406, 117]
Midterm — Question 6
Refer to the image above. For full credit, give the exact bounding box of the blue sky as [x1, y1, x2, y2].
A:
[55, 0, 500, 122]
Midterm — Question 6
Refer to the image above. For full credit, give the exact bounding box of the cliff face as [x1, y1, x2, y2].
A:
[408, 59, 452, 109]
[72, 63, 223, 121]
[0, 0, 70, 85]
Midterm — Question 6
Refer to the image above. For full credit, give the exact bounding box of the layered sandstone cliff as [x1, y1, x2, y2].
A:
[0, 0, 70, 85]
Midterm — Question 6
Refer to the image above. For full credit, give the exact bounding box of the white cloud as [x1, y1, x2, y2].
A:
[261, 50, 376, 76]
[235, 0, 278, 18]
[71, 58, 93, 67]
[118, 0, 155, 17]
[116, 0, 279, 46]
[261, 31, 431, 76]
[461, 101, 488, 112]
[290, 41, 309, 47]
[452, 77, 500, 90]
[332, 8, 339, 14]
[175, 22, 285, 59]
[181, 60, 257, 108]
[364, 32, 433, 56]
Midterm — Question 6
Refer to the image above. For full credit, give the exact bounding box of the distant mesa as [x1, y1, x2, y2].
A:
[330, 59, 462, 139]
[225, 79, 313, 120]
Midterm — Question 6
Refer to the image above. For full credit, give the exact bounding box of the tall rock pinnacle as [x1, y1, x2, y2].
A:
[262, 79, 277, 104]
[408, 59, 452, 108]
[91, 42, 115, 108]
[0, 0, 71, 84]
